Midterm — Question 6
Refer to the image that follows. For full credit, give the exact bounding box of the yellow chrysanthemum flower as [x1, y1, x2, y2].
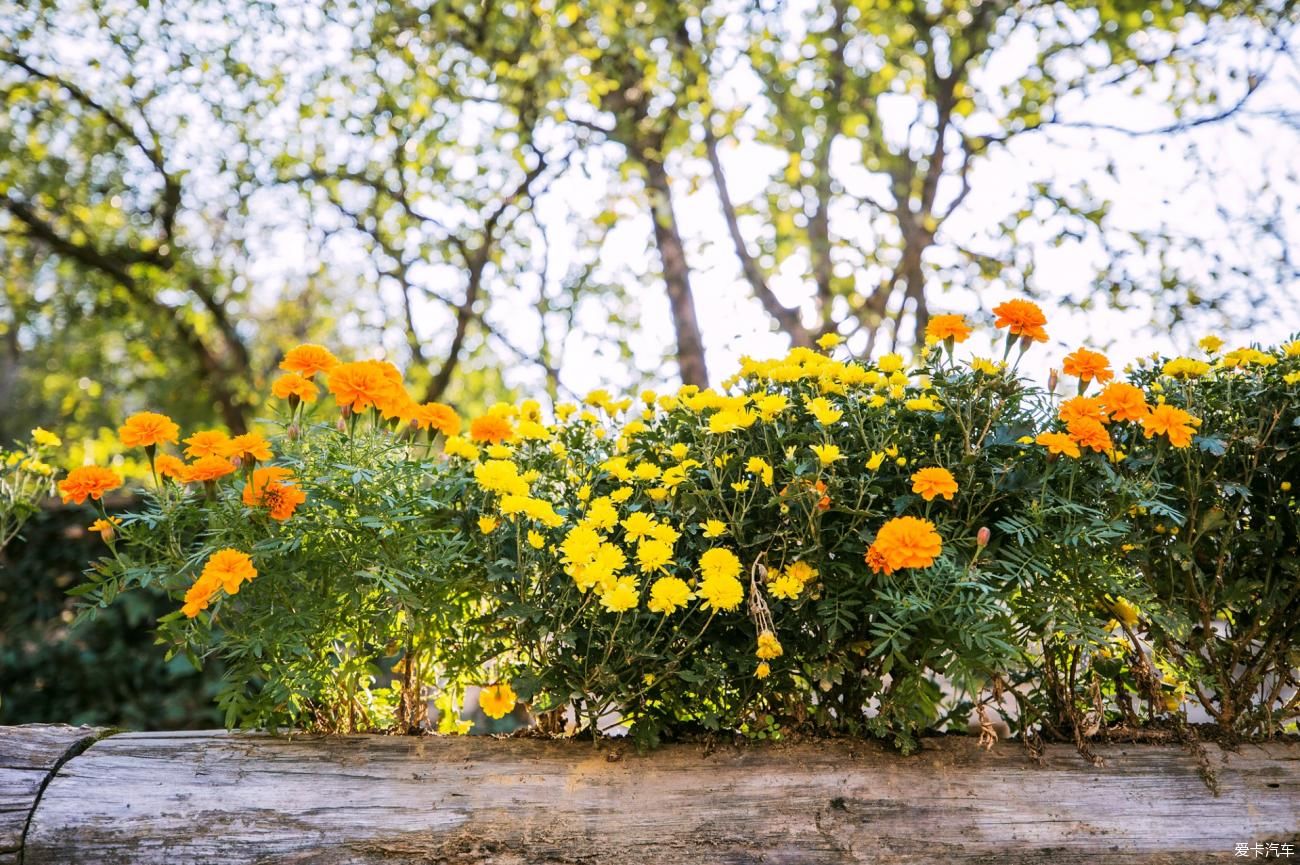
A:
[600, 577, 640, 613]
[479, 682, 517, 720]
[810, 443, 842, 465]
[700, 519, 726, 538]
[647, 576, 693, 614]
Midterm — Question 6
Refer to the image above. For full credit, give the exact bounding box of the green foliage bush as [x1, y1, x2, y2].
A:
[62, 314, 1300, 748]
[0, 502, 222, 729]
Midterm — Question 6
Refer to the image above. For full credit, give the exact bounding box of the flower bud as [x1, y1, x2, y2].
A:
[1047, 368, 1060, 394]
[287, 423, 300, 441]
[977, 527, 991, 547]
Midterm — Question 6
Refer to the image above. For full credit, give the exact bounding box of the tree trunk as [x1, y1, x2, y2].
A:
[7, 725, 1298, 864]
[642, 156, 709, 388]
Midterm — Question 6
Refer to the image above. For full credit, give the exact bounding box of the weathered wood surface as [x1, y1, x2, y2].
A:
[0, 724, 104, 865]
[8, 728, 1299, 864]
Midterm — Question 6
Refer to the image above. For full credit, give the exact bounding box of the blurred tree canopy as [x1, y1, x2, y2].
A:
[1, 0, 1297, 442]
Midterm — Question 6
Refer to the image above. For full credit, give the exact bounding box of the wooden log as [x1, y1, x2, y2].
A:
[0, 724, 105, 865]
[10, 729, 1300, 864]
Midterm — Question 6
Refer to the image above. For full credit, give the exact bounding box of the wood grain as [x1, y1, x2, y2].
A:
[0, 724, 104, 865]
[11, 730, 1300, 864]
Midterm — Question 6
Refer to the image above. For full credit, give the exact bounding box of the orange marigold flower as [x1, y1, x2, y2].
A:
[992, 299, 1048, 342]
[412, 402, 462, 437]
[88, 516, 121, 543]
[814, 479, 831, 511]
[181, 573, 221, 618]
[870, 516, 942, 573]
[58, 466, 122, 504]
[280, 343, 340, 378]
[1058, 396, 1109, 426]
[184, 429, 232, 459]
[1035, 432, 1081, 458]
[1066, 417, 1112, 453]
[118, 412, 180, 449]
[377, 359, 404, 384]
[155, 453, 189, 481]
[271, 373, 319, 405]
[227, 432, 273, 463]
[469, 414, 515, 443]
[1061, 348, 1114, 385]
[200, 548, 257, 595]
[242, 466, 306, 521]
[1097, 382, 1149, 423]
[185, 455, 237, 482]
[328, 360, 400, 412]
[864, 544, 891, 575]
[377, 385, 417, 422]
[925, 314, 972, 345]
[1141, 404, 1199, 448]
[910, 467, 959, 502]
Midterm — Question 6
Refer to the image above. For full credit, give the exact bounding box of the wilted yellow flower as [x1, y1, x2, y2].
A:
[756, 630, 784, 659]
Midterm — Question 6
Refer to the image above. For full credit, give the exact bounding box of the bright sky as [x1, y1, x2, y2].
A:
[511, 19, 1300, 399]
[15, 1, 1298, 405]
